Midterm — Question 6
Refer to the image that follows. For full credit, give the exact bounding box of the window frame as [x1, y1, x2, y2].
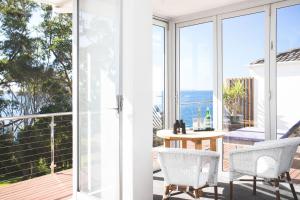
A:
[270, 0, 300, 140]
[218, 6, 271, 138]
[153, 19, 168, 129]
[173, 0, 300, 141]
[175, 17, 218, 128]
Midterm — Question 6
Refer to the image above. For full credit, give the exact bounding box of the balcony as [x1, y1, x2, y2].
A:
[0, 113, 72, 200]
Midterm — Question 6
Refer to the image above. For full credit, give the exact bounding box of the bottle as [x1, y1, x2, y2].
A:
[180, 119, 186, 134]
[197, 106, 202, 129]
[173, 120, 180, 134]
[205, 107, 212, 129]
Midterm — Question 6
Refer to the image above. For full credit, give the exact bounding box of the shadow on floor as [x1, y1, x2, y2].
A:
[153, 173, 299, 200]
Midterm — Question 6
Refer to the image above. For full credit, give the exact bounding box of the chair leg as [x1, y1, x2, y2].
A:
[163, 185, 170, 200]
[230, 181, 233, 200]
[286, 172, 298, 200]
[274, 179, 281, 200]
[253, 176, 256, 195]
[214, 186, 218, 200]
[194, 188, 200, 199]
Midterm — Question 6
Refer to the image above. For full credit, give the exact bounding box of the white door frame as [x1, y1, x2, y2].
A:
[217, 5, 271, 139]
[73, 0, 153, 199]
[270, 0, 300, 140]
[72, 0, 79, 198]
[72, 0, 122, 197]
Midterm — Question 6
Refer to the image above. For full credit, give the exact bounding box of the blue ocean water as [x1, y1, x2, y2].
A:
[153, 90, 213, 128]
[180, 90, 213, 127]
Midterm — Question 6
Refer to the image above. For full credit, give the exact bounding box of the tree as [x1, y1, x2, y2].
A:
[0, 0, 72, 117]
[0, 0, 72, 183]
[223, 80, 246, 116]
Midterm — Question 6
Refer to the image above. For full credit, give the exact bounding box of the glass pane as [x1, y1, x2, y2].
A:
[152, 25, 165, 148]
[222, 12, 265, 170]
[276, 4, 300, 182]
[179, 22, 214, 129]
[276, 4, 300, 138]
[78, 0, 120, 199]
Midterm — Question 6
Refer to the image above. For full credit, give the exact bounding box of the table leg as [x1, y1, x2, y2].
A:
[195, 140, 202, 150]
[210, 139, 217, 151]
[181, 140, 187, 148]
[164, 139, 170, 148]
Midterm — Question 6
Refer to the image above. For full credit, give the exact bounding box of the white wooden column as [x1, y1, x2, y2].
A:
[122, 0, 153, 200]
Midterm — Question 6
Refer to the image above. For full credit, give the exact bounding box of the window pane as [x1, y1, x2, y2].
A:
[222, 12, 265, 170]
[152, 25, 165, 147]
[78, 0, 120, 198]
[179, 22, 214, 129]
[276, 4, 300, 139]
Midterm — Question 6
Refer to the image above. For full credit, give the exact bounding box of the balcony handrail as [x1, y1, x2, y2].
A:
[180, 100, 213, 105]
[0, 112, 72, 121]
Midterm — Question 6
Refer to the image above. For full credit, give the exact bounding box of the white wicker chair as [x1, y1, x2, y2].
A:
[158, 148, 220, 200]
[229, 137, 300, 200]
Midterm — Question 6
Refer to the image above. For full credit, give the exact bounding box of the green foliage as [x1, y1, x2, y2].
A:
[0, 0, 72, 116]
[36, 158, 50, 175]
[223, 80, 246, 116]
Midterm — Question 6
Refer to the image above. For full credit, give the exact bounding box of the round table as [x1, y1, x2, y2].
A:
[157, 129, 225, 151]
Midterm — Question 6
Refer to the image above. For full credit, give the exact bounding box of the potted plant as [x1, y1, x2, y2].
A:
[223, 80, 245, 124]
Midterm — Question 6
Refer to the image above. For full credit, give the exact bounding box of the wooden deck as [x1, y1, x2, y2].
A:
[0, 169, 72, 200]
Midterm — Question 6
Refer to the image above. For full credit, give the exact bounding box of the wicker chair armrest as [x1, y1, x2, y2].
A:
[229, 147, 282, 177]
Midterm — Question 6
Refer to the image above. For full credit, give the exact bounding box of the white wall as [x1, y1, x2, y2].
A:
[249, 64, 265, 128]
[122, 0, 153, 200]
[250, 61, 300, 131]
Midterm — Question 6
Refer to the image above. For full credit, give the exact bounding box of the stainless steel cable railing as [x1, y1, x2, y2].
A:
[0, 112, 72, 184]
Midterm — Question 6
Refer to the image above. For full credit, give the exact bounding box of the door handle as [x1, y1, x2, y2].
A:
[109, 95, 123, 114]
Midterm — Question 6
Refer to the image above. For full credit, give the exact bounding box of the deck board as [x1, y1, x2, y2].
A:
[0, 169, 72, 200]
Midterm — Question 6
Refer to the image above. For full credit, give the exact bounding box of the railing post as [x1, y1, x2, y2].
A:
[50, 116, 56, 174]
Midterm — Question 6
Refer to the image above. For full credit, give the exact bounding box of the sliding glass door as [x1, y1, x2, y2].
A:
[220, 10, 267, 170]
[222, 12, 266, 133]
[178, 20, 215, 129]
[269, 2, 300, 181]
[273, 3, 300, 139]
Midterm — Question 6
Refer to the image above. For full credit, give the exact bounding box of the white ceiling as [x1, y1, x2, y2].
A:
[152, 0, 250, 18]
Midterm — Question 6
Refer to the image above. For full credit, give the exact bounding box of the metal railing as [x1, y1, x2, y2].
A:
[180, 101, 213, 127]
[153, 105, 163, 130]
[0, 112, 72, 184]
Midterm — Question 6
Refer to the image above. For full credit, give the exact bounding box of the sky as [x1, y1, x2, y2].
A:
[152, 25, 165, 102]
[152, 4, 300, 91]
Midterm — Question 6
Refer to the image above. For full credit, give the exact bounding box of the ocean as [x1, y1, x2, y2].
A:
[153, 90, 213, 128]
[180, 90, 213, 127]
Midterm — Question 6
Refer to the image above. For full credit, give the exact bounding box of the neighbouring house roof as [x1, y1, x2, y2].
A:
[251, 48, 300, 65]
